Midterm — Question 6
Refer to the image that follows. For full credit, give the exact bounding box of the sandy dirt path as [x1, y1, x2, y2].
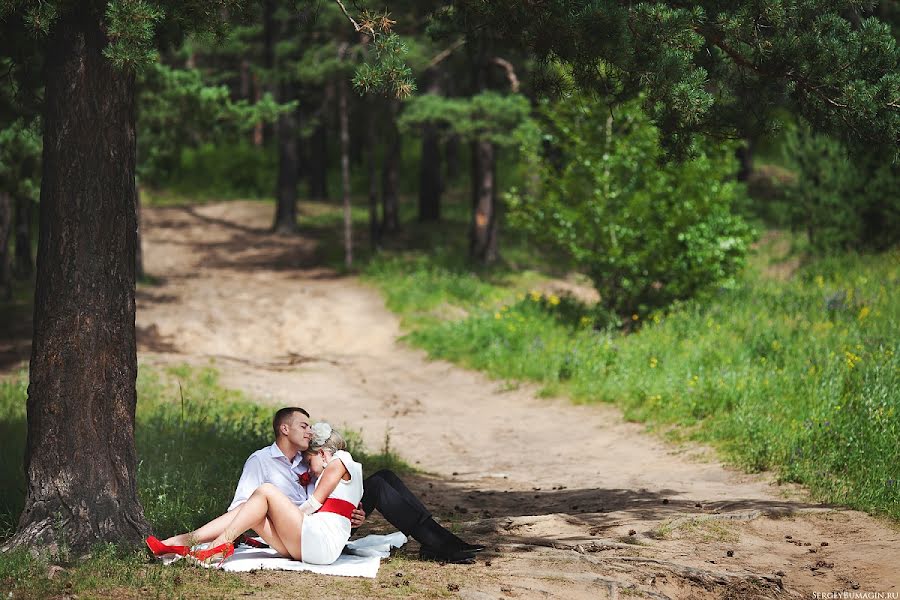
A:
[135, 201, 899, 600]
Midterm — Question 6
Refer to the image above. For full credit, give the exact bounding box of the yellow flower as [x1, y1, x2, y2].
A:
[548, 294, 560, 306]
[858, 306, 870, 320]
[649, 357, 658, 369]
[516, 292, 525, 301]
[529, 290, 542, 302]
[579, 316, 592, 328]
[815, 275, 825, 289]
[632, 313, 639, 321]
[494, 312, 502, 320]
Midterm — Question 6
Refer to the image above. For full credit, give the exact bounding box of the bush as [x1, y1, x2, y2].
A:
[780, 124, 900, 254]
[507, 96, 754, 318]
[168, 142, 277, 199]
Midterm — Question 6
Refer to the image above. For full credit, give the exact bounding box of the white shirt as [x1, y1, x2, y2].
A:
[228, 443, 315, 511]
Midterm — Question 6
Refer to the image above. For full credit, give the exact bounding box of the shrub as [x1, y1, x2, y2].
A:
[507, 96, 754, 318]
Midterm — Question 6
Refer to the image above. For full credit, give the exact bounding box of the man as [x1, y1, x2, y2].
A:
[163, 407, 481, 563]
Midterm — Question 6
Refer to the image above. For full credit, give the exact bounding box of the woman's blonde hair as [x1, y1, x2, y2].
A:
[307, 422, 347, 455]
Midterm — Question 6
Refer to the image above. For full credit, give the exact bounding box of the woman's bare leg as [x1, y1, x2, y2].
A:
[210, 483, 304, 560]
[163, 511, 235, 547]
[247, 517, 290, 557]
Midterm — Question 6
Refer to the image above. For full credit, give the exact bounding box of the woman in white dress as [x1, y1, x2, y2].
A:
[187, 422, 362, 565]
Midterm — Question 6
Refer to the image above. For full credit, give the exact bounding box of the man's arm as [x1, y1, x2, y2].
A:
[351, 505, 366, 528]
[228, 454, 265, 511]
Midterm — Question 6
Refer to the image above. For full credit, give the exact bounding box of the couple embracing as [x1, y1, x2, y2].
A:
[146, 407, 482, 565]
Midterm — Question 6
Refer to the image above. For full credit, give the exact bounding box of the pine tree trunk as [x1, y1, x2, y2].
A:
[445, 134, 460, 183]
[381, 100, 401, 233]
[308, 120, 329, 200]
[7, 12, 149, 552]
[469, 139, 499, 263]
[135, 184, 144, 280]
[418, 123, 442, 222]
[13, 195, 32, 280]
[736, 140, 753, 182]
[0, 192, 12, 300]
[367, 102, 381, 250]
[338, 65, 352, 268]
[273, 81, 299, 234]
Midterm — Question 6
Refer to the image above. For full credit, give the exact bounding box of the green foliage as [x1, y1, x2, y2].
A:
[164, 142, 276, 198]
[365, 244, 900, 521]
[399, 92, 535, 146]
[508, 96, 754, 317]
[0, 117, 40, 201]
[353, 32, 416, 99]
[779, 123, 900, 253]
[138, 61, 288, 186]
[449, 1, 900, 159]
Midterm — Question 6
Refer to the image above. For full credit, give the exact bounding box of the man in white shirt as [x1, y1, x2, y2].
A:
[162, 407, 481, 563]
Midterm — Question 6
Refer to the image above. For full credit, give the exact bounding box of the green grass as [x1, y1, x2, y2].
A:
[0, 364, 410, 598]
[361, 230, 900, 521]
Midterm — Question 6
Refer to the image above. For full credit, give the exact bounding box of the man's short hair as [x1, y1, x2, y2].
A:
[273, 407, 310, 436]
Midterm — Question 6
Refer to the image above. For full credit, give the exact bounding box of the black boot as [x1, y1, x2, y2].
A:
[411, 518, 478, 564]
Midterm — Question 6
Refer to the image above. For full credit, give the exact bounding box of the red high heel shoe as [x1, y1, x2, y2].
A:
[190, 542, 235, 567]
[146, 535, 190, 557]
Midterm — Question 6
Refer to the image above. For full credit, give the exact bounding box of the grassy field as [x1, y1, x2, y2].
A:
[0, 364, 411, 599]
[361, 224, 899, 521]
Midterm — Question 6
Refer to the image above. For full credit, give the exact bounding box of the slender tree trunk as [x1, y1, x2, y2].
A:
[469, 139, 499, 263]
[7, 12, 149, 552]
[418, 123, 443, 222]
[367, 102, 381, 250]
[736, 139, 754, 182]
[445, 134, 460, 183]
[339, 66, 352, 268]
[0, 192, 12, 299]
[261, 0, 276, 145]
[13, 195, 33, 279]
[381, 100, 401, 233]
[308, 119, 329, 200]
[273, 81, 299, 234]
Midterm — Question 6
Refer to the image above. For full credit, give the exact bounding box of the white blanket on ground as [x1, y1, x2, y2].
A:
[160, 533, 407, 578]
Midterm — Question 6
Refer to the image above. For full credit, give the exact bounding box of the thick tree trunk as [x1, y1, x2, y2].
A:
[135, 185, 144, 280]
[418, 124, 443, 222]
[469, 139, 499, 263]
[8, 13, 149, 552]
[273, 82, 299, 234]
[338, 64, 352, 268]
[308, 120, 329, 200]
[381, 100, 401, 234]
[0, 192, 12, 299]
[13, 195, 33, 280]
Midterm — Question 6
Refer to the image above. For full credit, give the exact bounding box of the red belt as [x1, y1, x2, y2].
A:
[318, 498, 356, 520]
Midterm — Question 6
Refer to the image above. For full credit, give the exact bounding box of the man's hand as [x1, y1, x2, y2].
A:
[350, 505, 366, 528]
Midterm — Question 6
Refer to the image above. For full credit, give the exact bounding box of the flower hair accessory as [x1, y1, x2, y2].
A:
[311, 422, 333, 447]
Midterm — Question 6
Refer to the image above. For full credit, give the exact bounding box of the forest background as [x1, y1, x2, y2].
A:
[0, 0, 898, 597]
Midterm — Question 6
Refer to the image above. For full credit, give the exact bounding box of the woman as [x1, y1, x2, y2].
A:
[149, 422, 361, 565]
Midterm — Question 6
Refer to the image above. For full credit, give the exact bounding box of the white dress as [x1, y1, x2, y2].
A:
[300, 449, 363, 564]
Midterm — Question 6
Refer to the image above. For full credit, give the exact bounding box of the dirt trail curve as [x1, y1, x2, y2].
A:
[137, 201, 899, 600]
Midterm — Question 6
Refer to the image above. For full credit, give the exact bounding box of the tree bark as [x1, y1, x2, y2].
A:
[8, 12, 149, 552]
[13, 195, 33, 279]
[272, 81, 299, 234]
[338, 57, 353, 268]
[135, 184, 144, 280]
[469, 139, 499, 263]
[445, 134, 461, 183]
[381, 100, 401, 233]
[0, 192, 12, 299]
[736, 139, 753, 182]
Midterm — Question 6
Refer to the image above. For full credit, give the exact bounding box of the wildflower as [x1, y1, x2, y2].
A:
[548, 294, 560, 306]
[649, 357, 658, 369]
[815, 275, 825, 289]
[632, 313, 639, 321]
[579, 316, 592, 328]
[494, 312, 502, 320]
[529, 290, 541, 302]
